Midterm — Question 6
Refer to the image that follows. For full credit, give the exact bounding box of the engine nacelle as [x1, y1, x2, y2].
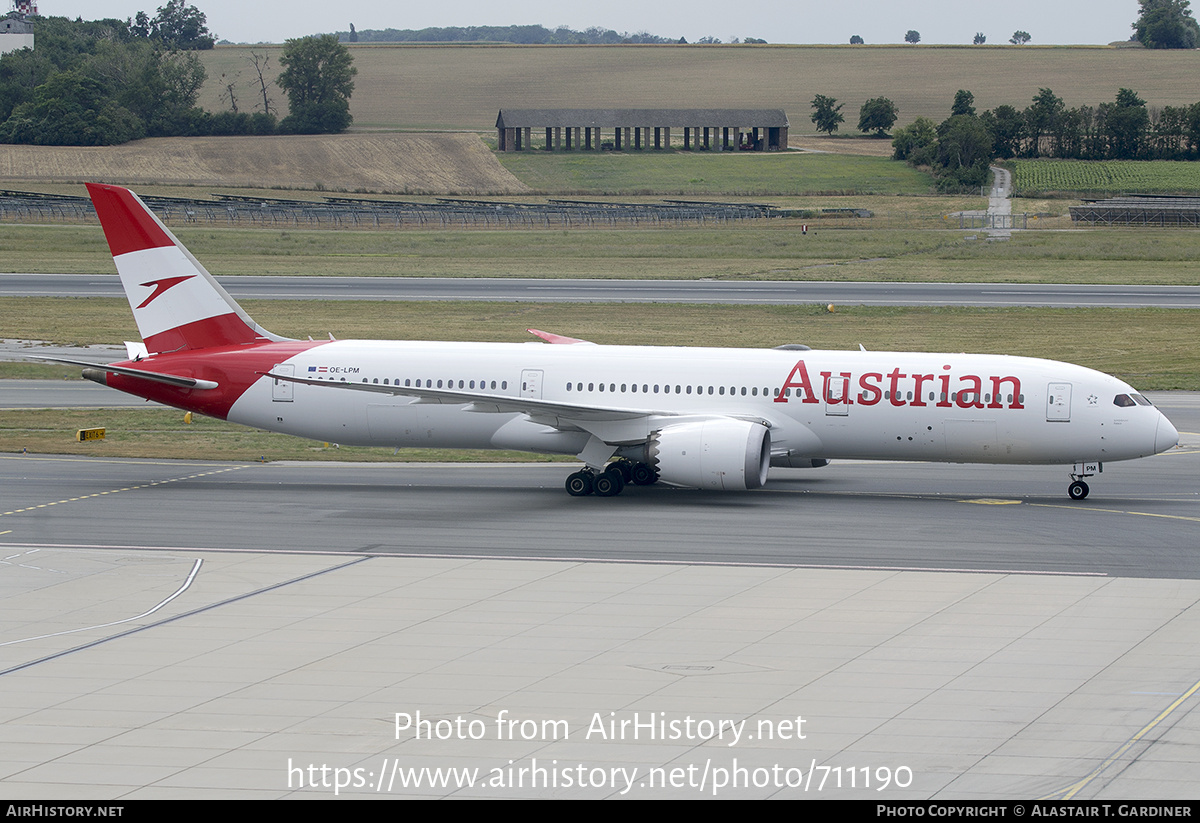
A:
[646, 419, 771, 491]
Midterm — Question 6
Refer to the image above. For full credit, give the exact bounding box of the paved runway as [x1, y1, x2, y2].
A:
[0, 401, 1196, 798]
[6, 273, 1200, 307]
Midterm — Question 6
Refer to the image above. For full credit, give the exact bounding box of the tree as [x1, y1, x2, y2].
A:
[277, 34, 357, 134]
[248, 51, 276, 117]
[0, 70, 144, 145]
[1133, 0, 1200, 48]
[905, 30, 920, 44]
[973, 32, 987, 44]
[1103, 88, 1150, 159]
[935, 114, 993, 188]
[849, 35, 864, 44]
[810, 94, 844, 135]
[981, 105, 1025, 158]
[952, 89, 976, 117]
[1010, 30, 1031, 44]
[891, 117, 937, 165]
[1024, 88, 1064, 157]
[141, 1, 215, 50]
[858, 97, 898, 136]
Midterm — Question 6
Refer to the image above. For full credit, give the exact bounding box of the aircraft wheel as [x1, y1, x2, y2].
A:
[566, 471, 594, 496]
[594, 471, 624, 497]
[606, 460, 632, 483]
[630, 462, 659, 486]
[1068, 480, 1089, 500]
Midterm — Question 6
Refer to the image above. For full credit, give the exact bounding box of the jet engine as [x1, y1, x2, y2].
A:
[643, 419, 771, 490]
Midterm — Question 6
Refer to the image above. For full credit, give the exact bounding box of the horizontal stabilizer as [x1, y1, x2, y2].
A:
[28, 355, 219, 390]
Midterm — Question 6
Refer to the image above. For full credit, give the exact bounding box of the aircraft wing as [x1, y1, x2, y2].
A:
[28, 355, 219, 390]
[264, 370, 770, 444]
[526, 328, 596, 345]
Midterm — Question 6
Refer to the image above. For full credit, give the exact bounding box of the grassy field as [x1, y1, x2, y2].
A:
[4, 219, 1200, 284]
[3, 299, 1196, 388]
[0, 136, 932, 196]
[197, 44, 1200, 133]
[1009, 159, 1200, 197]
[0, 407, 572, 462]
[494, 151, 933, 195]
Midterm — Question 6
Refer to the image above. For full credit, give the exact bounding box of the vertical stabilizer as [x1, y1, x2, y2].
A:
[86, 183, 288, 354]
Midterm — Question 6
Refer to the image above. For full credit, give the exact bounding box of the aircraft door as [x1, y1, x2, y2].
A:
[272, 363, 294, 402]
[521, 369, 544, 399]
[824, 372, 850, 416]
[1046, 382, 1071, 421]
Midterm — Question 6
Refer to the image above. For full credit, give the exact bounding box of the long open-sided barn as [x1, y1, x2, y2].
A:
[496, 109, 789, 152]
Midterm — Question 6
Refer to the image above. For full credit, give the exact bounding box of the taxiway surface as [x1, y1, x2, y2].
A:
[1, 394, 1197, 798]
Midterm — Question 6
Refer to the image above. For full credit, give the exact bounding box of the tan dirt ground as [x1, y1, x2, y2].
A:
[0, 133, 529, 194]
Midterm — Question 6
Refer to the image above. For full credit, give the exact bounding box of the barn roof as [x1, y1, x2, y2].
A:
[496, 109, 789, 128]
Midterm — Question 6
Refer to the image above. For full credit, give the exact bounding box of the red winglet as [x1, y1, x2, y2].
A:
[527, 328, 591, 345]
[86, 183, 174, 258]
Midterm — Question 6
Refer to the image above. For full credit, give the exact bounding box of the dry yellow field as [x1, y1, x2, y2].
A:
[199, 44, 1200, 132]
[0, 133, 529, 194]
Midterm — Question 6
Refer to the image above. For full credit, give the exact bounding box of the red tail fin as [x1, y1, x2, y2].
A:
[86, 183, 287, 353]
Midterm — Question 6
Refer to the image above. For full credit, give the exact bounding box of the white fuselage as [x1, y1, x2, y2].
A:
[228, 341, 1175, 467]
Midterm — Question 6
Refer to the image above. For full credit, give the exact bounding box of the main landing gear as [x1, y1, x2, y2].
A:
[1067, 461, 1100, 500]
[565, 460, 659, 497]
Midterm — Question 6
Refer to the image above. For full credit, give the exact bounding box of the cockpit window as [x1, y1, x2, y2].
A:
[1113, 394, 1136, 407]
[1131, 394, 1153, 406]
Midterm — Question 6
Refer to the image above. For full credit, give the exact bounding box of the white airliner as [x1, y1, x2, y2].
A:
[42, 183, 1179, 499]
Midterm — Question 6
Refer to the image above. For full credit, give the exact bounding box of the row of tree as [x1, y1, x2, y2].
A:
[0, 12, 356, 145]
[890, 88, 1200, 190]
[338, 24, 766, 45]
[890, 30, 1028, 45]
[859, 1, 1196, 47]
[810, 95, 898, 137]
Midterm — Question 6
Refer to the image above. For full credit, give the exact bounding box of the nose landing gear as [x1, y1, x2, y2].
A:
[1067, 461, 1100, 500]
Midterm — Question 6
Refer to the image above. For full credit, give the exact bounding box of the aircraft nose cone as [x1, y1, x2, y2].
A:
[1155, 414, 1179, 454]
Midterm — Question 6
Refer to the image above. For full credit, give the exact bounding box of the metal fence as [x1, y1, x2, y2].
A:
[954, 213, 1028, 230]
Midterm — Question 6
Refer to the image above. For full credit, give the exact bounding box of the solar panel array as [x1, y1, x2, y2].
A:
[1070, 195, 1200, 226]
[0, 190, 783, 228]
